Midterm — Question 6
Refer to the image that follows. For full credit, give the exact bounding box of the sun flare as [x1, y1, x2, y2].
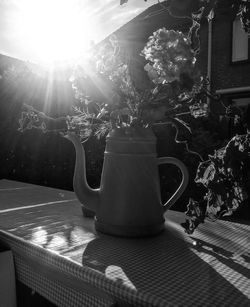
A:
[15, 0, 96, 64]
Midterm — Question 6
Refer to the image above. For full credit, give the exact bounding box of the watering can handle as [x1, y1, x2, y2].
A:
[158, 157, 189, 212]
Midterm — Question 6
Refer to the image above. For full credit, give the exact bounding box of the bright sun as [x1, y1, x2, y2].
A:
[16, 0, 95, 64]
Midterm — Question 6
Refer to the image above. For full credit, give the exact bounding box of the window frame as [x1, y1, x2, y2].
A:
[230, 16, 250, 64]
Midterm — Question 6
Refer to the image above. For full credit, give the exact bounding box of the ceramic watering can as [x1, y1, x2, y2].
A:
[66, 128, 188, 237]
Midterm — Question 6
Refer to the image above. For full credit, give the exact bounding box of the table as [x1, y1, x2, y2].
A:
[0, 179, 249, 307]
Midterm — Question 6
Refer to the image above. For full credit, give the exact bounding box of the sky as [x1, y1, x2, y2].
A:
[0, 0, 156, 65]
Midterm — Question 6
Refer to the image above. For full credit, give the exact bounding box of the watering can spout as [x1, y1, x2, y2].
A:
[65, 133, 100, 214]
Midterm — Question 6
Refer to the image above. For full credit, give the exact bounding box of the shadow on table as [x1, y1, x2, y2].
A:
[82, 226, 250, 306]
[189, 237, 250, 280]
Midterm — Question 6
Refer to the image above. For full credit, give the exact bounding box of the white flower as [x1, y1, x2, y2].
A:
[144, 63, 159, 82]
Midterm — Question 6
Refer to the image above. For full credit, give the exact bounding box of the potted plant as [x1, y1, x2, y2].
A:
[18, 0, 250, 235]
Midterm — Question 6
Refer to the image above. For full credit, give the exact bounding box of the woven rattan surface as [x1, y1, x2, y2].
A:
[0, 179, 249, 307]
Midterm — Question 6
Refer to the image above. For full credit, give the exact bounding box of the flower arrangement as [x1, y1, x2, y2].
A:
[19, 28, 204, 141]
[18, 1, 250, 233]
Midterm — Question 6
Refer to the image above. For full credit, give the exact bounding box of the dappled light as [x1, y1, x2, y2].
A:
[105, 265, 137, 290]
[31, 226, 48, 245]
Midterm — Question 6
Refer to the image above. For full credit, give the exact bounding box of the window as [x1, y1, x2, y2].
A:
[232, 17, 249, 62]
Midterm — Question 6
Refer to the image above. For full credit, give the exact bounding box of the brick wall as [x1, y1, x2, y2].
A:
[211, 15, 250, 91]
[111, 3, 250, 95]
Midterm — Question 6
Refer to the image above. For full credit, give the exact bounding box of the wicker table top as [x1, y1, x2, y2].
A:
[0, 179, 249, 307]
